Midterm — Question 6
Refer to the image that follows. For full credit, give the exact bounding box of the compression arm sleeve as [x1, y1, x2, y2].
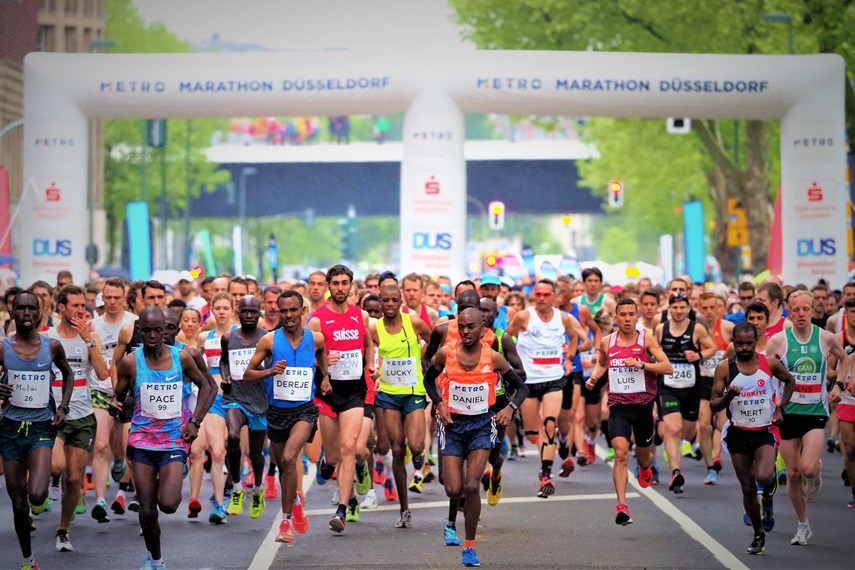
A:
[502, 368, 529, 410]
[423, 365, 443, 405]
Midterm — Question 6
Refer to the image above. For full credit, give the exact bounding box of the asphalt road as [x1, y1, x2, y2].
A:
[1, 438, 853, 570]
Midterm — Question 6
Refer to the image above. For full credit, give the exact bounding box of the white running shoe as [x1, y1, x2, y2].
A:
[360, 489, 378, 510]
[790, 522, 812, 545]
[49, 482, 61, 502]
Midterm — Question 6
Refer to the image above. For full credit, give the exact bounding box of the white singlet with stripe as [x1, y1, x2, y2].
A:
[516, 306, 566, 384]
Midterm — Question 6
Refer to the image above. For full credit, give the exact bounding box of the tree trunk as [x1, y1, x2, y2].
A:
[707, 168, 734, 276]
[105, 208, 116, 265]
[739, 120, 772, 272]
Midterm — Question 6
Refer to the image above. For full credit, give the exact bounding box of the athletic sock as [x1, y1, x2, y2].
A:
[336, 503, 347, 518]
[464, 539, 476, 549]
[284, 513, 292, 520]
[348, 496, 359, 508]
[446, 520, 456, 529]
[541, 460, 553, 479]
[294, 493, 302, 506]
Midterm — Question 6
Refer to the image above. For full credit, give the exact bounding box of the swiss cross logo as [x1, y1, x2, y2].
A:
[424, 176, 440, 195]
[757, 379, 765, 387]
[807, 182, 823, 202]
[45, 182, 60, 202]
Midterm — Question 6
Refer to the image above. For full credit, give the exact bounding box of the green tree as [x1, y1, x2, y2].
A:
[102, 0, 230, 264]
[451, 0, 855, 274]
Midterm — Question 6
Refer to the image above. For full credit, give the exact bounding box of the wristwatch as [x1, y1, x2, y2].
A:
[509, 401, 519, 411]
[835, 381, 846, 391]
[188, 417, 202, 429]
[58, 404, 70, 414]
[86, 339, 97, 348]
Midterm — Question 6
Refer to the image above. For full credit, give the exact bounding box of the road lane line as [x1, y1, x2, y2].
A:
[249, 462, 316, 570]
[302, 492, 640, 516]
[594, 446, 750, 570]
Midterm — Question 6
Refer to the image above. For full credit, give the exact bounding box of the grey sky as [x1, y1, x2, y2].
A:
[132, 0, 474, 52]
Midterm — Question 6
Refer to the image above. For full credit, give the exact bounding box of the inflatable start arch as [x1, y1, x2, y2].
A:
[21, 49, 847, 284]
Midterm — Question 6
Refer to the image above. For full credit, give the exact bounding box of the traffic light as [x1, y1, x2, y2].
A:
[561, 214, 572, 226]
[338, 205, 358, 261]
[608, 180, 624, 208]
[488, 201, 505, 230]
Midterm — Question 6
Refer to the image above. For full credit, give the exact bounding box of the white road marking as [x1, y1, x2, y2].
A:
[301, 492, 640, 516]
[249, 462, 316, 570]
[594, 446, 750, 570]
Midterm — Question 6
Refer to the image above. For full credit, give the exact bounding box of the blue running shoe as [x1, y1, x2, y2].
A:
[315, 463, 327, 486]
[762, 506, 775, 532]
[743, 512, 751, 526]
[462, 547, 480, 567]
[444, 525, 462, 546]
[302, 453, 309, 476]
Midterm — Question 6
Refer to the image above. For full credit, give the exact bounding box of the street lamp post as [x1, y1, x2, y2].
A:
[236, 167, 257, 275]
[761, 13, 794, 54]
[86, 39, 118, 272]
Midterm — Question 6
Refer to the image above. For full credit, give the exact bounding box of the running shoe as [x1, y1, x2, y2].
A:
[847, 496, 855, 508]
[704, 469, 718, 485]
[462, 547, 480, 567]
[395, 508, 412, 528]
[487, 475, 502, 506]
[250, 490, 265, 519]
[128, 494, 140, 512]
[585, 441, 596, 465]
[423, 465, 436, 484]
[843, 468, 851, 487]
[404, 446, 411, 466]
[345, 503, 360, 523]
[292, 491, 309, 534]
[29, 515, 35, 533]
[330, 488, 339, 505]
[651, 463, 660, 486]
[680, 440, 693, 458]
[383, 478, 398, 501]
[614, 503, 633, 526]
[517, 444, 527, 458]
[409, 472, 424, 494]
[361, 489, 378, 510]
[481, 469, 491, 492]
[302, 453, 309, 475]
[537, 477, 555, 499]
[83, 472, 95, 493]
[827, 437, 837, 453]
[559, 457, 575, 478]
[140, 553, 157, 570]
[778, 469, 788, 486]
[275, 519, 293, 543]
[265, 475, 278, 499]
[21, 562, 39, 570]
[605, 448, 615, 462]
[244, 470, 255, 489]
[444, 525, 462, 546]
[413, 451, 425, 471]
[374, 459, 386, 484]
[638, 465, 653, 489]
[49, 477, 61, 501]
[110, 457, 126, 483]
[669, 470, 685, 493]
[74, 496, 87, 515]
[790, 522, 811, 545]
[576, 452, 588, 467]
[355, 461, 371, 495]
[427, 450, 436, 466]
[111, 495, 126, 515]
[187, 497, 202, 518]
[30, 497, 50, 515]
[91, 498, 110, 523]
[55, 530, 73, 552]
[747, 533, 766, 555]
[762, 506, 775, 532]
[315, 463, 327, 486]
[228, 489, 245, 516]
[743, 512, 751, 526]
[318, 458, 336, 480]
[712, 456, 723, 473]
[209, 503, 227, 525]
[509, 445, 519, 461]
[328, 514, 345, 533]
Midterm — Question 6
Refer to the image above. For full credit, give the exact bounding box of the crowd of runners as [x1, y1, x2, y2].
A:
[1, 266, 854, 569]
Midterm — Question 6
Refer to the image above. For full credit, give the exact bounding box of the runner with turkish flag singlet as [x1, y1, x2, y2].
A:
[655, 292, 717, 494]
[307, 264, 374, 534]
[698, 292, 734, 483]
[369, 284, 431, 529]
[829, 297, 855, 507]
[423, 307, 528, 568]
[767, 290, 849, 546]
[507, 279, 580, 499]
[242, 290, 328, 545]
[711, 322, 795, 555]
[194, 292, 237, 524]
[0, 290, 75, 570]
[586, 297, 672, 526]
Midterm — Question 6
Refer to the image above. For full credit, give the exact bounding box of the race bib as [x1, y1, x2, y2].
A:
[699, 350, 724, 377]
[448, 381, 488, 415]
[532, 349, 562, 370]
[228, 348, 255, 381]
[329, 349, 362, 380]
[273, 367, 313, 401]
[140, 381, 182, 420]
[580, 348, 596, 378]
[383, 357, 417, 387]
[52, 372, 89, 403]
[664, 363, 696, 389]
[792, 372, 822, 404]
[204, 338, 221, 369]
[609, 366, 645, 394]
[730, 392, 773, 428]
[9, 370, 50, 409]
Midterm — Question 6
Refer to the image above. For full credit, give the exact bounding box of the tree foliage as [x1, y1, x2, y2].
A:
[451, 0, 855, 275]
